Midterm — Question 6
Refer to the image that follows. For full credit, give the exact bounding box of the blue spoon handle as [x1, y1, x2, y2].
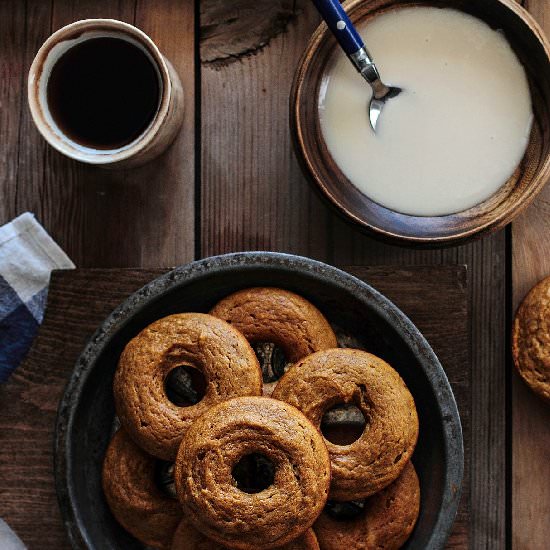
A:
[312, 0, 364, 56]
[312, 0, 385, 93]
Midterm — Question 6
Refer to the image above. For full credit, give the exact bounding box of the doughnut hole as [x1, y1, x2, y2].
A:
[164, 365, 207, 407]
[325, 499, 366, 521]
[231, 453, 276, 494]
[252, 342, 290, 384]
[321, 403, 367, 446]
[154, 461, 177, 499]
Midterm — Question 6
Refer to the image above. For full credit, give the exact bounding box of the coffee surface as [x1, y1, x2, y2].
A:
[47, 37, 160, 150]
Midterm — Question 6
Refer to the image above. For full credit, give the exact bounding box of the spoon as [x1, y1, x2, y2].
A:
[312, 0, 402, 131]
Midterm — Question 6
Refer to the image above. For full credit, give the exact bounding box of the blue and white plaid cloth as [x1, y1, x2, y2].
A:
[0, 213, 74, 383]
[0, 519, 25, 550]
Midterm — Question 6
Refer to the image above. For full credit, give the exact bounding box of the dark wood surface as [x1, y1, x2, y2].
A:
[0, 1, 549, 549]
[0, 266, 469, 549]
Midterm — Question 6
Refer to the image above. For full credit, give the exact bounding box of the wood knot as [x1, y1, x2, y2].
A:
[200, 0, 301, 67]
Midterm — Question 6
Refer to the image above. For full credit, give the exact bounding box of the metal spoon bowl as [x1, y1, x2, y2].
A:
[350, 45, 402, 130]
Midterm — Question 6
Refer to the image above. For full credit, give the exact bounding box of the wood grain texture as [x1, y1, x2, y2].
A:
[200, 0, 298, 66]
[0, 0, 195, 268]
[200, 1, 332, 259]
[199, 1, 506, 547]
[512, 3, 550, 549]
[0, 0, 52, 224]
[0, 266, 469, 549]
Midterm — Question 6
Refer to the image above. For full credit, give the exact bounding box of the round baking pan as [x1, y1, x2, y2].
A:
[54, 251, 463, 549]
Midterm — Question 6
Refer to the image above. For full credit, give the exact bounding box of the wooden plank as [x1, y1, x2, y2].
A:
[0, 266, 469, 548]
[511, 3, 550, 549]
[199, 1, 507, 547]
[0, 0, 51, 223]
[133, 0, 196, 267]
[1, 0, 195, 268]
[200, 0, 331, 259]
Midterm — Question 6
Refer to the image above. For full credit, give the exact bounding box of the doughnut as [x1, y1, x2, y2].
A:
[174, 396, 331, 550]
[314, 461, 420, 550]
[114, 313, 262, 460]
[209, 287, 337, 395]
[272, 348, 418, 500]
[171, 518, 320, 549]
[102, 429, 182, 550]
[512, 275, 550, 404]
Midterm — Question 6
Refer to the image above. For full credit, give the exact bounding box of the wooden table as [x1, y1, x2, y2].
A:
[0, 1, 549, 548]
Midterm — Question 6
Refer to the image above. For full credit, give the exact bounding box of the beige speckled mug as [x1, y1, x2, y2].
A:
[28, 19, 184, 168]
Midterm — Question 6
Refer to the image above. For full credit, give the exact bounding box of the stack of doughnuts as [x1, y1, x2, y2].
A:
[103, 287, 421, 549]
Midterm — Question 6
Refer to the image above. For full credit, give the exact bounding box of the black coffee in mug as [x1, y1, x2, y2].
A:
[47, 37, 160, 150]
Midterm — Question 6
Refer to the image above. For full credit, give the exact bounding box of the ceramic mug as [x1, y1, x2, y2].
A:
[28, 19, 184, 168]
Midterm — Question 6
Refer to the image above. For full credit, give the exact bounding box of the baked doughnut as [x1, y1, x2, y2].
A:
[272, 348, 418, 500]
[174, 396, 331, 550]
[102, 429, 182, 550]
[512, 275, 550, 404]
[171, 519, 320, 550]
[114, 313, 262, 460]
[314, 461, 420, 550]
[209, 287, 337, 395]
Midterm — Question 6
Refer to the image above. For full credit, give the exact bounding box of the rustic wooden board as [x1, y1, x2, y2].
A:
[199, 2, 504, 547]
[511, 3, 550, 548]
[0, 266, 469, 549]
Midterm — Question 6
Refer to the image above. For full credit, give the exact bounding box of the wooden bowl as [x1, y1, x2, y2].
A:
[291, 0, 550, 247]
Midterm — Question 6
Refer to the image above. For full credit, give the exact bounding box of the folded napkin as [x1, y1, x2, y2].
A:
[0, 519, 25, 550]
[0, 213, 74, 383]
